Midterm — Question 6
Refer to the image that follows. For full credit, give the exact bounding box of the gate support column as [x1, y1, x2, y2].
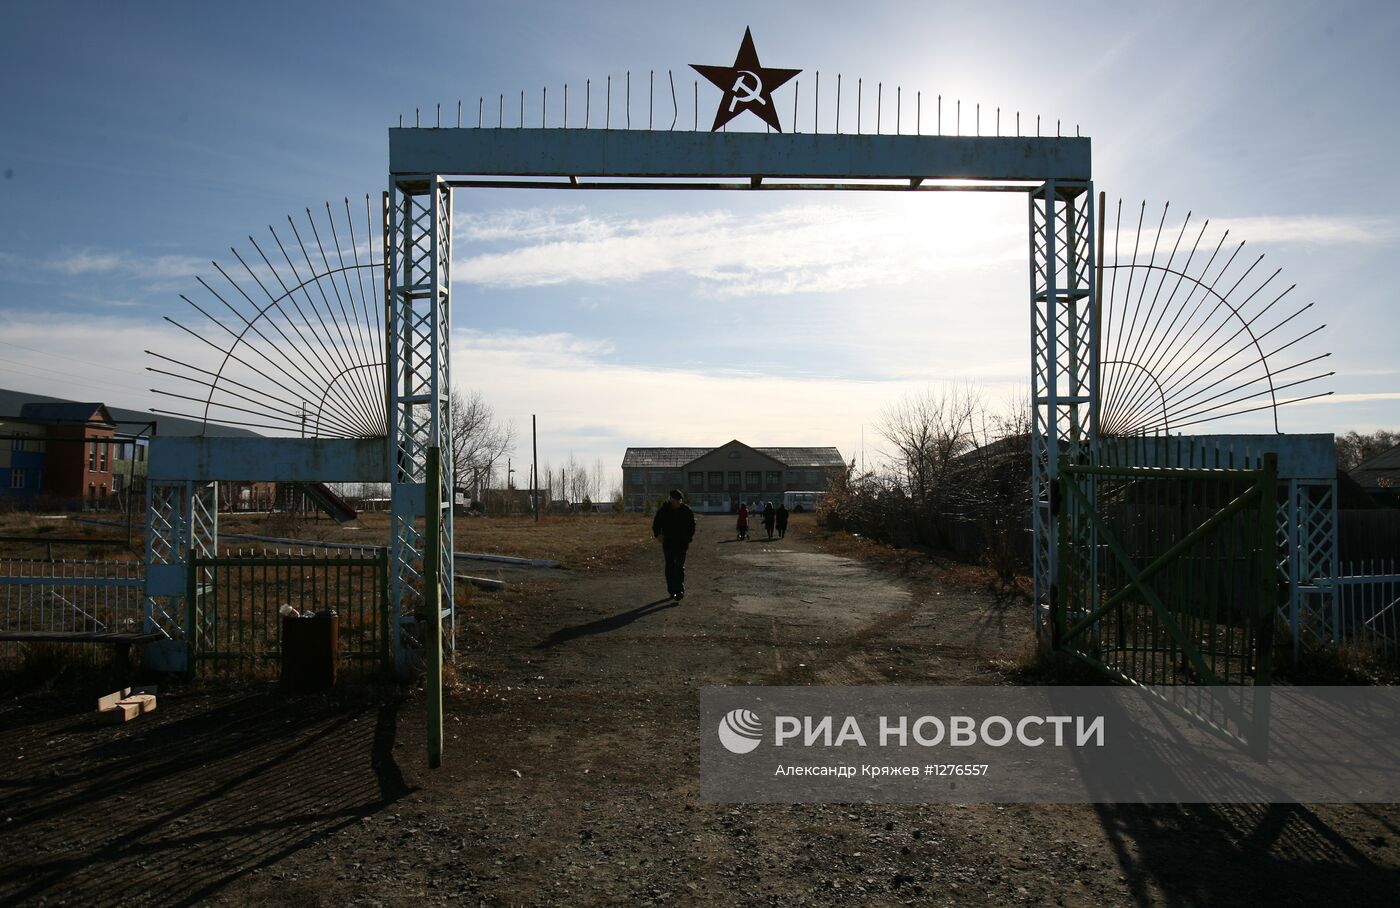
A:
[386, 175, 454, 676]
[143, 478, 217, 672]
[1029, 180, 1096, 638]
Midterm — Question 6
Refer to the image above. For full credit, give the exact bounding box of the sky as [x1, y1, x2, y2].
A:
[2, 0, 1398, 492]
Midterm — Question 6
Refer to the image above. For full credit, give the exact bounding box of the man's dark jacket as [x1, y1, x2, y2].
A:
[652, 502, 696, 547]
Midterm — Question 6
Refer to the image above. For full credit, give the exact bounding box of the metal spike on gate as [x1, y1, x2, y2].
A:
[147, 196, 388, 438]
[1099, 197, 1333, 435]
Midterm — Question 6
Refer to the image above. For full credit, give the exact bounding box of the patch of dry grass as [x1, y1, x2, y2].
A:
[803, 517, 1034, 600]
[219, 511, 656, 568]
[0, 513, 139, 561]
[0, 509, 657, 569]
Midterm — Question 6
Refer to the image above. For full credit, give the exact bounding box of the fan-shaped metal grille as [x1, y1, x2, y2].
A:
[1099, 199, 1332, 436]
[148, 196, 386, 438]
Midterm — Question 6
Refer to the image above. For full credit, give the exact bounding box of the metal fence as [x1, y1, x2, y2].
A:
[0, 558, 147, 667]
[0, 558, 146, 635]
[188, 547, 388, 676]
[1333, 560, 1400, 659]
[1057, 457, 1277, 688]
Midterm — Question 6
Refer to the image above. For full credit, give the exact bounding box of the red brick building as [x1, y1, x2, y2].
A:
[19, 402, 117, 506]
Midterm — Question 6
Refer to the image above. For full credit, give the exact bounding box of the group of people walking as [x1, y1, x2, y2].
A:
[736, 500, 788, 541]
[651, 490, 795, 603]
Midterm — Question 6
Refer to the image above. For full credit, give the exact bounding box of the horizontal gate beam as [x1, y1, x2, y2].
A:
[390, 129, 1091, 182]
[150, 437, 388, 482]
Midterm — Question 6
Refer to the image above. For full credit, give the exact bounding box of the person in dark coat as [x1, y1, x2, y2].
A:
[775, 503, 789, 539]
[736, 501, 749, 540]
[762, 500, 776, 540]
[652, 488, 696, 599]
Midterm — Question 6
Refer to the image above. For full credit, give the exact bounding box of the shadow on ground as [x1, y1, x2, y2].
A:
[0, 686, 410, 905]
[1094, 801, 1400, 906]
[535, 599, 679, 649]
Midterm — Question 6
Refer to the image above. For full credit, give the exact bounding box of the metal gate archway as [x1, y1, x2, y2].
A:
[385, 129, 1097, 676]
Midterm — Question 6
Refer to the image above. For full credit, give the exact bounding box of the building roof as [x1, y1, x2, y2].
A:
[755, 447, 846, 468]
[622, 444, 845, 470]
[1351, 442, 1400, 492]
[0, 388, 259, 437]
[20, 402, 114, 426]
[622, 448, 711, 468]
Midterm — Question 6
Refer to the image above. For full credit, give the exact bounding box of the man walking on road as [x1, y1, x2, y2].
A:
[652, 488, 696, 600]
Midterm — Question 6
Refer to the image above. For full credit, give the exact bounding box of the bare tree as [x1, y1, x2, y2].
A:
[878, 384, 982, 513]
[1336, 429, 1400, 472]
[823, 384, 1033, 578]
[448, 388, 515, 503]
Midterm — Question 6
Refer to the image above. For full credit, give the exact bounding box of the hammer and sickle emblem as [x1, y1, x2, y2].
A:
[728, 70, 765, 112]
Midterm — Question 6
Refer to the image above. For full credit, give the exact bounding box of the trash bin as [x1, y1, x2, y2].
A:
[281, 610, 339, 690]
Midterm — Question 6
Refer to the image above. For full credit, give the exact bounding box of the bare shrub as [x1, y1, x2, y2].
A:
[822, 385, 1031, 578]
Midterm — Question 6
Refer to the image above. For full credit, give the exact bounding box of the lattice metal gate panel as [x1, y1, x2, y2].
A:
[188, 550, 389, 676]
[1280, 478, 1338, 650]
[1056, 454, 1278, 690]
[144, 480, 217, 671]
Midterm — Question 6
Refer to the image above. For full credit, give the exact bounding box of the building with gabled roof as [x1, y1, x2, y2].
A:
[1351, 442, 1400, 505]
[14, 402, 117, 506]
[622, 439, 845, 512]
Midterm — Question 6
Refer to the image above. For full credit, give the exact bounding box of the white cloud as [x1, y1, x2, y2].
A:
[454, 196, 1025, 297]
[1208, 215, 1398, 247]
[0, 316, 192, 412]
[449, 326, 1030, 487]
[1105, 210, 1399, 261]
[42, 249, 206, 281]
[1287, 392, 1400, 405]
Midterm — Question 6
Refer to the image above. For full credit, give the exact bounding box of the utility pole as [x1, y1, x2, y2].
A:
[532, 414, 539, 523]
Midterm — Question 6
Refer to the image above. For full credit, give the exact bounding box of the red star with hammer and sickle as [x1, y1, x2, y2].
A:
[691, 28, 801, 132]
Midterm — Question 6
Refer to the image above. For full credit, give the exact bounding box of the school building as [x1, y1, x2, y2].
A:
[621, 440, 846, 513]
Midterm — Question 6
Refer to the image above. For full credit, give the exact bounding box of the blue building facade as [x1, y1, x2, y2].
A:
[0, 420, 47, 501]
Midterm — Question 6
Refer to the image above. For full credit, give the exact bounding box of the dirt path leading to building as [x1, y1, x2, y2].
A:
[2, 515, 1398, 905]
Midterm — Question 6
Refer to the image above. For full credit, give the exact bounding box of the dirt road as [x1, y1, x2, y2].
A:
[2, 515, 1397, 905]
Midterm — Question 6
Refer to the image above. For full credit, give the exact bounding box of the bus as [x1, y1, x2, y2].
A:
[783, 491, 826, 513]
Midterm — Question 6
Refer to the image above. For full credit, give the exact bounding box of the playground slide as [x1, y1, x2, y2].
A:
[296, 481, 359, 524]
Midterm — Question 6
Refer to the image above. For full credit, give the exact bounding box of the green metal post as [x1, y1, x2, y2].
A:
[1054, 465, 1067, 651]
[1256, 454, 1278, 686]
[379, 549, 391, 670]
[426, 446, 444, 769]
[185, 553, 199, 678]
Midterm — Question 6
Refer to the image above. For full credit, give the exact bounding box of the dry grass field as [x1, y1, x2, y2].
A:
[0, 509, 657, 565]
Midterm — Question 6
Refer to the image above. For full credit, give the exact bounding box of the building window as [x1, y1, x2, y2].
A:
[88, 483, 96, 500]
[112, 474, 123, 493]
[88, 444, 96, 470]
[727, 471, 741, 489]
[745, 471, 760, 490]
[10, 468, 24, 489]
[766, 471, 781, 490]
[689, 471, 704, 491]
[99, 443, 109, 472]
[708, 471, 723, 490]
